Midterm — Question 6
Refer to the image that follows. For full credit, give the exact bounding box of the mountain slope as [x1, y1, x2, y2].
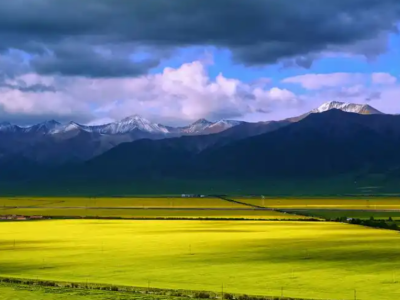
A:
[199, 110, 400, 179]
[61, 110, 400, 183]
[0, 101, 389, 171]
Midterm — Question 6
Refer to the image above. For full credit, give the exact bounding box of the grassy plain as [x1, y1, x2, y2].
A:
[0, 282, 199, 300]
[0, 283, 142, 300]
[236, 197, 400, 210]
[1, 220, 400, 300]
[3, 173, 400, 196]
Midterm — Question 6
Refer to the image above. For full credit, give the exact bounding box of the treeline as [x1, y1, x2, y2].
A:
[272, 209, 321, 221]
[3, 215, 321, 222]
[335, 216, 399, 231]
[281, 210, 400, 232]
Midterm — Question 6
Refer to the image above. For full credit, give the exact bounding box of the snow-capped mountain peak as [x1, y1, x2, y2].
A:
[210, 120, 242, 127]
[312, 101, 383, 115]
[192, 118, 213, 125]
[42, 120, 61, 127]
[204, 120, 243, 133]
[0, 121, 12, 127]
[180, 119, 243, 135]
[0, 122, 19, 132]
[180, 119, 213, 134]
[22, 120, 62, 133]
[2, 115, 243, 136]
[64, 122, 81, 131]
[49, 121, 83, 134]
[98, 115, 170, 134]
[120, 114, 149, 123]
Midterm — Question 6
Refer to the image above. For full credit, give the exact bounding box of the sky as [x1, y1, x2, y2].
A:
[0, 1, 399, 126]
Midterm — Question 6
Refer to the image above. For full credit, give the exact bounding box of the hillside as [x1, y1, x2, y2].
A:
[2, 102, 400, 195]
[45, 110, 400, 188]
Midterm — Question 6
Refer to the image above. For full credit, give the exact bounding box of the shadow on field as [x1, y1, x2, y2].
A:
[227, 237, 400, 264]
[0, 261, 70, 275]
[0, 239, 74, 252]
[146, 229, 254, 234]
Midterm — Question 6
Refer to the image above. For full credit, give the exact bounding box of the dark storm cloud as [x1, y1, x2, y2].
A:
[0, 83, 56, 93]
[0, 0, 399, 77]
[29, 42, 163, 78]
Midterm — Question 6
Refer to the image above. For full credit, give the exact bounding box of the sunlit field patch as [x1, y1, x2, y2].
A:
[1, 220, 400, 300]
[0, 197, 246, 209]
[0, 208, 304, 219]
[236, 197, 400, 210]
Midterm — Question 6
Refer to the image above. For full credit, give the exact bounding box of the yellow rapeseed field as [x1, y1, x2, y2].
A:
[1, 220, 400, 300]
[0, 208, 304, 219]
[0, 197, 308, 219]
[236, 197, 400, 210]
[0, 197, 246, 208]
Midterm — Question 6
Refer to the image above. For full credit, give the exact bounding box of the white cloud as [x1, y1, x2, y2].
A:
[2, 64, 400, 126]
[368, 85, 400, 113]
[279, 71, 400, 115]
[0, 74, 89, 119]
[371, 72, 397, 85]
[0, 60, 301, 125]
[282, 73, 367, 90]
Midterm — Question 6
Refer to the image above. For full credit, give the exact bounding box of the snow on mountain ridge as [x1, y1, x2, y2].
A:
[312, 101, 383, 114]
[50, 122, 82, 134]
[0, 122, 12, 128]
[22, 120, 62, 133]
[181, 119, 214, 134]
[48, 115, 170, 135]
[210, 120, 242, 127]
[1, 115, 243, 136]
[96, 115, 170, 134]
[192, 118, 213, 125]
[0, 122, 19, 133]
[180, 119, 243, 134]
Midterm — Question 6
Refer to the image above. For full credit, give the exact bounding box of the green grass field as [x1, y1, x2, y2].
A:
[0, 283, 152, 300]
[1, 220, 400, 300]
[0, 282, 204, 300]
[3, 174, 400, 197]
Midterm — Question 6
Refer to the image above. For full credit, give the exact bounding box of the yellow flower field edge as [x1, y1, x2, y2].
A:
[0, 277, 315, 300]
[0, 214, 318, 222]
[0, 202, 312, 220]
[2, 220, 399, 299]
[0, 197, 248, 209]
[235, 197, 400, 210]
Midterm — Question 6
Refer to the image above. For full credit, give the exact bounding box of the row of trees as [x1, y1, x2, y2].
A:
[335, 216, 399, 231]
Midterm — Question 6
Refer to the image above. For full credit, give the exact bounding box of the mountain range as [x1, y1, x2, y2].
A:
[73, 102, 393, 180]
[0, 115, 243, 165]
[2, 100, 399, 195]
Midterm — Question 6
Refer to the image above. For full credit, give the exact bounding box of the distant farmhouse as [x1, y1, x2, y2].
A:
[0, 215, 44, 221]
[181, 194, 205, 198]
